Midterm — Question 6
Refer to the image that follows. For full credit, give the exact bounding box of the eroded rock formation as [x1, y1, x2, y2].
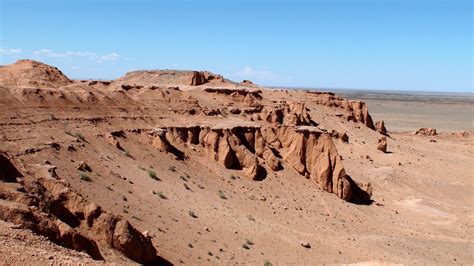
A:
[0, 155, 157, 264]
[415, 128, 437, 136]
[375, 120, 388, 136]
[377, 137, 388, 153]
[257, 101, 315, 126]
[309, 92, 375, 129]
[141, 124, 371, 203]
[111, 69, 227, 89]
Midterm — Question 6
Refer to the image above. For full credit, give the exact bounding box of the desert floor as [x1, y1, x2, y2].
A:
[338, 90, 474, 132]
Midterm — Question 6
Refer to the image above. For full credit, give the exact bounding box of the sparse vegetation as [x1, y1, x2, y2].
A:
[74, 132, 86, 142]
[248, 215, 256, 222]
[79, 172, 91, 182]
[157, 191, 167, 199]
[123, 150, 133, 158]
[168, 165, 176, 172]
[230, 175, 238, 180]
[122, 208, 129, 214]
[264, 260, 273, 266]
[245, 239, 254, 245]
[188, 210, 197, 218]
[218, 190, 227, 199]
[64, 122, 73, 136]
[147, 169, 159, 180]
[138, 166, 146, 171]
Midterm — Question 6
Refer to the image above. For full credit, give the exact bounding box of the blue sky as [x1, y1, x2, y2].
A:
[0, 0, 472, 92]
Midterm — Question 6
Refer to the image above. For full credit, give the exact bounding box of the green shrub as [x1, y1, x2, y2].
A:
[218, 190, 227, 199]
[79, 172, 91, 182]
[188, 210, 197, 218]
[147, 169, 158, 180]
[74, 132, 86, 142]
[123, 150, 132, 158]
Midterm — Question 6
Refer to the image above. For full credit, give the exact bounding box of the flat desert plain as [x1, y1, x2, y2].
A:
[337, 89, 474, 132]
[0, 60, 473, 265]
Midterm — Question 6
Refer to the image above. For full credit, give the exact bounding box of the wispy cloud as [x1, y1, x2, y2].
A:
[97, 52, 120, 62]
[231, 66, 279, 82]
[0, 48, 22, 55]
[32, 49, 128, 62]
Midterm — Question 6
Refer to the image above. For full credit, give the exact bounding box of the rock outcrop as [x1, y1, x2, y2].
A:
[415, 128, 437, 136]
[240, 80, 257, 87]
[257, 101, 315, 126]
[0, 156, 157, 264]
[141, 124, 371, 203]
[309, 92, 375, 129]
[110, 70, 227, 89]
[377, 137, 388, 153]
[375, 121, 388, 136]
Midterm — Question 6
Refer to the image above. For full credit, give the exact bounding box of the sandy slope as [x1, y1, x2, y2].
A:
[0, 60, 472, 264]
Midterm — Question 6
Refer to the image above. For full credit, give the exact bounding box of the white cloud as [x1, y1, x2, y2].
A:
[97, 52, 119, 62]
[232, 66, 279, 81]
[0, 48, 22, 55]
[33, 49, 123, 62]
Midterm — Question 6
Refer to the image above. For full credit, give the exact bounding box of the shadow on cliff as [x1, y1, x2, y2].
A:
[148, 255, 173, 266]
[347, 175, 373, 205]
[255, 166, 267, 181]
[0, 153, 23, 182]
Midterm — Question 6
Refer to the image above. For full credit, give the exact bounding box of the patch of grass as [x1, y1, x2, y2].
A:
[147, 169, 159, 180]
[74, 132, 86, 142]
[79, 172, 91, 182]
[188, 210, 197, 218]
[156, 191, 167, 199]
[218, 190, 227, 200]
[247, 215, 256, 222]
[64, 123, 73, 136]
